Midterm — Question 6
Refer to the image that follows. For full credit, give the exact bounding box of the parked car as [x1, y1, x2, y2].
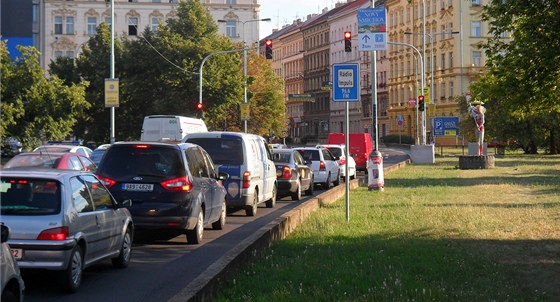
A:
[317, 144, 356, 181]
[3, 152, 96, 171]
[327, 133, 373, 171]
[294, 147, 340, 189]
[0, 169, 134, 293]
[90, 144, 111, 166]
[1, 225, 25, 302]
[183, 132, 277, 216]
[140, 115, 207, 142]
[95, 141, 228, 244]
[271, 148, 314, 200]
[33, 144, 93, 158]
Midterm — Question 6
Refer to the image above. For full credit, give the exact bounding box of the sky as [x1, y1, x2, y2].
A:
[259, 0, 340, 39]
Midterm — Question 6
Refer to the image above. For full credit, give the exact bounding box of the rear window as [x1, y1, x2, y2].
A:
[4, 154, 63, 169]
[325, 147, 342, 157]
[272, 152, 291, 163]
[296, 149, 320, 161]
[186, 137, 243, 165]
[0, 178, 61, 215]
[97, 145, 183, 179]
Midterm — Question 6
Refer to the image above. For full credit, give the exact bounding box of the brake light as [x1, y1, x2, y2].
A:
[161, 176, 192, 192]
[133, 144, 150, 149]
[37, 226, 69, 240]
[242, 171, 251, 189]
[280, 166, 292, 179]
[96, 174, 116, 189]
[338, 158, 346, 166]
[319, 161, 326, 171]
[9, 179, 29, 184]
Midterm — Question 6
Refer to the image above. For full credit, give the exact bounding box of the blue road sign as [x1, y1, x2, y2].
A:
[434, 116, 460, 136]
[332, 63, 360, 102]
[357, 8, 387, 51]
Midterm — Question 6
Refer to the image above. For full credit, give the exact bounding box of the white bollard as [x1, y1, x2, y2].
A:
[367, 150, 384, 191]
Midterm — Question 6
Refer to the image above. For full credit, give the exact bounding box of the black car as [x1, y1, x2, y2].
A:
[95, 142, 228, 244]
[271, 149, 314, 200]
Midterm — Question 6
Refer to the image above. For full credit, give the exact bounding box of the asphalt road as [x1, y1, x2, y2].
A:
[20, 146, 409, 302]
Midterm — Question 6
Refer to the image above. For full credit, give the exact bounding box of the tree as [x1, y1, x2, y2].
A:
[1, 43, 89, 149]
[472, 0, 560, 154]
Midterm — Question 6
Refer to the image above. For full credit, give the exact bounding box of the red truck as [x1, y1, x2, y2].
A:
[327, 133, 373, 171]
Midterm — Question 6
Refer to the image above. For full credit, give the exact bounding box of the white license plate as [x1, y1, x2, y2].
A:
[10, 248, 22, 260]
[122, 183, 154, 192]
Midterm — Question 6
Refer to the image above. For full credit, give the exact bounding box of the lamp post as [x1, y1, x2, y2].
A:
[218, 18, 271, 133]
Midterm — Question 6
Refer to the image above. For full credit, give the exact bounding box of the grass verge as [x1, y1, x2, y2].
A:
[215, 155, 560, 301]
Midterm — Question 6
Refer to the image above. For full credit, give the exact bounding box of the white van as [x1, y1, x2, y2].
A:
[140, 115, 207, 142]
[183, 131, 277, 216]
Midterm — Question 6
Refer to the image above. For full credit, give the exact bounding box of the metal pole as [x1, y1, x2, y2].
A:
[345, 101, 350, 223]
[421, 0, 426, 145]
[371, 0, 378, 151]
[243, 21, 248, 133]
[110, 0, 115, 144]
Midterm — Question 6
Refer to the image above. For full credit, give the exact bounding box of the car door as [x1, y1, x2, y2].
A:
[82, 174, 122, 257]
[185, 147, 211, 224]
[69, 176, 103, 261]
[200, 148, 225, 222]
[259, 138, 276, 201]
[294, 151, 312, 189]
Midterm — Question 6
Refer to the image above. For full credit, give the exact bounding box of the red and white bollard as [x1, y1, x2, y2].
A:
[367, 150, 384, 191]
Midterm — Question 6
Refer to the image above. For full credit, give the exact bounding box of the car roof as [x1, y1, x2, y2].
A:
[184, 131, 260, 140]
[111, 141, 197, 149]
[0, 168, 88, 180]
[272, 149, 294, 153]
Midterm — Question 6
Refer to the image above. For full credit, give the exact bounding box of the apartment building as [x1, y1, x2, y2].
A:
[1, 0, 262, 71]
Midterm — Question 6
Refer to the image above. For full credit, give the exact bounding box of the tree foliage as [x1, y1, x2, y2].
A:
[1, 43, 89, 150]
[470, 0, 560, 154]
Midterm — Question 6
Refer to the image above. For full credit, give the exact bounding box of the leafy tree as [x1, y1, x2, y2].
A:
[472, 0, 560, 154]
[1, 43, 89, 149]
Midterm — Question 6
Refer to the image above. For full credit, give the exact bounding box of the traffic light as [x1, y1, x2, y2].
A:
[344, 32, 352, 52]
[196, 102, 204, 118]
[418, 95, 425, 111]
[265, 39, 273, 59]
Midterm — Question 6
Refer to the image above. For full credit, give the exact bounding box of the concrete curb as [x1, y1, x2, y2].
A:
[168, 160, 410, 302]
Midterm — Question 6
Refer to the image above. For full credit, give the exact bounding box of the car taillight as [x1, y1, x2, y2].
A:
[133, 144, 150, 149]
[338, 158, 346, 165]
[161, 176, 192, 192]
[242, 171, 251, 189]
[280, 166, 292, 179]
[96, 174, 116, 189]
[37, 226, 69, 240]
[319, 161, 326, 171]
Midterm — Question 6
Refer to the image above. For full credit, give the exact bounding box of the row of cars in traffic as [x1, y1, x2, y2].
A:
[0, 132, 358, 298]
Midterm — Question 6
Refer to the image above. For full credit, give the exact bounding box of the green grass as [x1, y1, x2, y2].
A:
[215, 155, 560, 302]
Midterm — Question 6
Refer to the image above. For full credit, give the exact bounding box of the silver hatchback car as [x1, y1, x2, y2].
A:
[0, 169, 134, 293]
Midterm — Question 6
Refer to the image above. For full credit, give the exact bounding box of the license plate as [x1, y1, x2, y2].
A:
[122, 183, 154, 192]
[10, 248, 22, 260]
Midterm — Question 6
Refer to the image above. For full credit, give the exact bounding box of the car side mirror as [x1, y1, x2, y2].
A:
[120, 199, 133, 208]
[218, 171, 230, 181]
[1, 225, 9, 243]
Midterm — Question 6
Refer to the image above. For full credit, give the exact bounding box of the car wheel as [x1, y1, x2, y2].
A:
[323, 173, 331, 190]
[60, 245, 83, 293]
[291, 180, 301, 201]
[212, 199, 226, 230]
[112, 227, 132, 268]
[245, 191, 258, 216]
[266, 185, 277, 208]
[186, 210, 203, 244]
[1, 287, 18, 302]
[333, 171, 340, 186]
[305, 177, 314, 195]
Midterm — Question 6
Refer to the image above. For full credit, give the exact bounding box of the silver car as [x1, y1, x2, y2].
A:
[1, 225, 25, 302]
[0, 169, 134, 293]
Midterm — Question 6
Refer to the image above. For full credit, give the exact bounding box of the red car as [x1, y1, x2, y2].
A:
[3, 152, 97, 171]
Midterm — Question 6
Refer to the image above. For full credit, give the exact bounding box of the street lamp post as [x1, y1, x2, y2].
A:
[218, 18, 271, 133]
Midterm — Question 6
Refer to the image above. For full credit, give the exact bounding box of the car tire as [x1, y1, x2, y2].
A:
[323, 173, 331, 190]
[245, 191, 258, 216]
[212, 199, 226, 230]
[60, 245, 83, 293]
[266, 185, 277, 208]
[333, 171, 340, 186]
[305, 177, 314, 195]
[186, 210, 203, 244]
[1, 287, 18, 302]
[291, 180, 301, 201]
[112, 227, 132, 268]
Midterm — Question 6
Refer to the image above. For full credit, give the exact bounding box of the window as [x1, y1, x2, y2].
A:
[66, 51, 75, 59]
[54, 51, 63, 59]
[472, 0, 481, 5]
[66, 16, 74, 34]
[128, 17, 138, 35]
[70, 177, 93, 213]
[471, 21, 481, 37]
[87, 17, 97, 35]
[104, 17, 111, 25]
[441, 53, 446, 69]
[82, 175, 113, 210]
[449, 81, 454, 97]
[55, 16, 63, 34]
[472, 51, 482, 67]
[440, 25, 446, 39]
[226, 0, 237, 4]
[441, 82, 446, 98]
[225, 20, 237, 37]
[449, 51, 453, 68]
[151, 17, 161, 31]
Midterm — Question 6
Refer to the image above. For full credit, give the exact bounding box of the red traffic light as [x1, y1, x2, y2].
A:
[265, 39, 272, 46]
[418, 95, 424, 102]
[196, 103, 204, 110]
[344, 32, 351, 40]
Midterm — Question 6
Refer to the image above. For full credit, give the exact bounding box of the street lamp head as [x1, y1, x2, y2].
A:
[217, 19, 226, 23]
[404, 31, 412, 35]
[261, 18, 272, 22]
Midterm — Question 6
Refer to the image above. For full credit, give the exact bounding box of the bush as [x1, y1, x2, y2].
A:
[381, 134, 415, 144]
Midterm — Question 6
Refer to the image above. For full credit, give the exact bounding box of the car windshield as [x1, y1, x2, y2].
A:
[36, 146, 72, 152]
[97, 145, 183, 179]
[186, 138, 244, 165]
[0, 178, 61, 215]
[4, 154, 63, 169]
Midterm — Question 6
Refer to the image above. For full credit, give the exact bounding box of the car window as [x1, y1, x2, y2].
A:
[326, 147, 342, 157]
[272, 152, 291, 163]
[76, 148, 87, 156]
[185, 147, 208, 178]
[90, 150, 105, 164]
[186, 137, 243, 165]
[322, 149, 334, 161]
[294, 152, 304, 165]
[4, 154, 62, 169]
[82, 175, 113, 210]
[68, 156, 84, 170]
[297, 149, 320, 161]
[98, 145, 183, 178]
[70, 176, 94, 213]
[0, 178, 60, 215]
[80, 157, 97, 171]
[201, 149, 217, 179]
